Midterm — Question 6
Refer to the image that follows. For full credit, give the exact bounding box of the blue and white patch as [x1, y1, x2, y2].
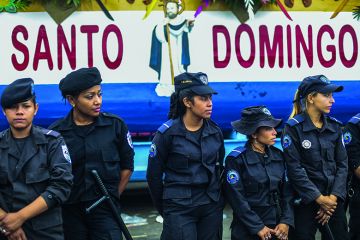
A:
[149, 143, 157, 158]
[343, 131, 352, 145]
[61, 145, 71, 163]
[302, 140, 312, 149]
[320, 75, 330, 84]
[282, 134, 292, 149]
[199, 74, 208, 85]
[262, 107, 271, 116]
[31, 82, 35, 95]
[127, 131, 133, 149]
[226, 170, 240, 185]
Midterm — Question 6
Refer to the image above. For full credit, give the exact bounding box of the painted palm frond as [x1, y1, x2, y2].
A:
[353, 6, 360, 21]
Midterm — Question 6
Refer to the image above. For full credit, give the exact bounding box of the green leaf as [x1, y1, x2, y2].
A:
[0, 7, 3, 12]
[5, 3, 17, 13]
[353, 6, 360, 21]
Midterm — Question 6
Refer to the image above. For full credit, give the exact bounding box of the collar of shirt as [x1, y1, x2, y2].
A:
[302, 112, 336, 133]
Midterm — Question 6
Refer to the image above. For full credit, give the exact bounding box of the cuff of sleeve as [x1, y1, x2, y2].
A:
[353, 160, 360, 170]
[303, 191, 321, 204]
[41, 192, 58, 209]
[249, 224, 265, 236]
[280, 218, 294, 228]
[331, 191, 345, 201]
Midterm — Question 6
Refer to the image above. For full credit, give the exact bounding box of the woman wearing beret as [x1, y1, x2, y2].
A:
[224, 106, 293, 240]
[49, 67, 134, 240]
[147, 72, 225, 239]
[0, 78, 73, 240]
[281, 75, 348, 239]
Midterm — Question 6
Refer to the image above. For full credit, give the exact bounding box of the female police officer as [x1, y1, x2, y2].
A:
[147, 72, 225, 240]
[0, 78, 73, 240]
[282, 75, 348, 239]
[49, 67, 135, 240]
[344, 113, 360, 239]
[224, 106, 293, 240]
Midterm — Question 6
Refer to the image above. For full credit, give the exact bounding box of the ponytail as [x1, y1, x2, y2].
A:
[167, 89, 195, 119]
[289, 90, 303, 119]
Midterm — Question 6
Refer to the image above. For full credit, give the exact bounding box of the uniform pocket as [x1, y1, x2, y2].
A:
[102, 148, 120, 162]
[244, 182, 259, 193]
[168, 152, 189, 169]
[25, 168, 50, 184]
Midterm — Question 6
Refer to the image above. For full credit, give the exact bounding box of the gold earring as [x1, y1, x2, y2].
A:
[71, 104, 75, 107]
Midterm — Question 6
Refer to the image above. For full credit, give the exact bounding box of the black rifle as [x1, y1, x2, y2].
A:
[293, 198, 334, 240]
[86, 170, 133, 240]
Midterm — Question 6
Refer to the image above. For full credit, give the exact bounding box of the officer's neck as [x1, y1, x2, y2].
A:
[182, 112, 203, 132]
[72, 109, 95, 126]
[10, 124, 32, 139]
[306, 107, 323, 128]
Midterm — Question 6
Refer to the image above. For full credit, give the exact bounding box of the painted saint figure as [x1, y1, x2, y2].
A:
[149, 0, 194, 97]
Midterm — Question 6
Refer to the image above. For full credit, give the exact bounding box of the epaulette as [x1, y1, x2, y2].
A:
[286, 114, 305, 127]
[102, 112, 123, 121]
[328, 116, 343, 125]
[158, 119, 173, 133]
[227, 146, 245, 158]
[0, 130, 5, 139]
[41, 128, 60, 138]
[349, 113, 360, 125]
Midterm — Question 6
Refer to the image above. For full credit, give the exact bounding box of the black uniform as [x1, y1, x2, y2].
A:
[282, 112, 349, 240]
[49, 111, 134, 240]
[224, 143, 293, 240]
[344, 113, 360, 240]
[147, 118, 225, 240]
[0, 126, 73, 240]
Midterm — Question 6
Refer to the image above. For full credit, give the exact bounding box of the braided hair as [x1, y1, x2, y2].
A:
[167, 89, 195, 119]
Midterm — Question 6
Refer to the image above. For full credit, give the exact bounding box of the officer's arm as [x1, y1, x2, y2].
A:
[345, 123, 360, 178]
[118, 122, 135, 195]
[223, 156, 265, 235]
[279, 158, 294, 228]
[41, 137, 73, 209]
[282, 126, 321, 204]
[146, 133, 167, 215]
[331, 129, 349, 201]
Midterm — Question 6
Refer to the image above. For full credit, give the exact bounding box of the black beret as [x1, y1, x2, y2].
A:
[298, 75, 343, 99]
[174, 72, 217, 95]
[1, 78, 35, 109]
[59, 67, 102, 96]
[231, 106, 282, 135]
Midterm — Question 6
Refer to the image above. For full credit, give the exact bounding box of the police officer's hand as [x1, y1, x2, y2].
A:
[315, 208, 331, 225]
[315, 195, 337, 214]
[0, 212, 25, 233]
[354, 167, 360, 179]
[257, 226, 275, 240]
[274, 223, 289, 240]
[7, 227, 27, 240]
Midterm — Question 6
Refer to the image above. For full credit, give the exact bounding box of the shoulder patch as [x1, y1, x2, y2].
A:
[158, 119, 173, 134]
[349, 114, 360, 125]
[328, 116, 343, 125]
[226, 170, 240, 185]
[282, 134, 292, 149]
[61, 145, 72, 163]
[149, 143, 157, 158]
[343, 131, 352, 145]
[287, 114, 304, 127]
[41, 129, 60, 138]
[227, 146, 245, 158]
[102, 112, 123, 121]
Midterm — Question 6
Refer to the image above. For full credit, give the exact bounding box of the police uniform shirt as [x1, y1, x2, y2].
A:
[0, 126, 73, 237]
[224, 143, 294, 235]
[147, 117, 225, 214]
[49, 111, 135, 203]
[281, 112, 348, 204]
[344, 113, 360, 171]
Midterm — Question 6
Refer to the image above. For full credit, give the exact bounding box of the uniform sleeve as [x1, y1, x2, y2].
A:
[41, 137, 73, 209]
[345, 123, 360, 171]
[223, 156, 264, 235]
[331, 128, 348, 200]
[282, 125, 321, 204]
[279, 159, 294, 228]
[146, 133, 167, 215]
[118, 121, 135, 171]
